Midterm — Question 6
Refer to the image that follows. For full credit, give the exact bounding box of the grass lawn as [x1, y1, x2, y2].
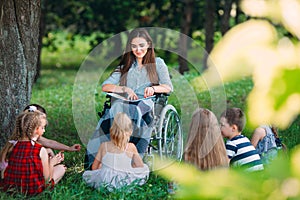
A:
[1, 68, 299, 199]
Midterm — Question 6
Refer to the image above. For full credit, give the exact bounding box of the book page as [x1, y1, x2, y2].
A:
[106, 93, 155, 102]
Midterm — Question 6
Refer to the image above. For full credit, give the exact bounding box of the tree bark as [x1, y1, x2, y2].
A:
[203, 0, 216, 70]
[0, 0, 41, 148]
[235, 0, 241, 25]
[178, 0, 193, 74]
[220, 0, 233, 36]
[35, 0, 46, 82]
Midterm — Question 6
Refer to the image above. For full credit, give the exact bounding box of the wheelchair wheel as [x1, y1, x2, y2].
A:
[157, 104, 183, 160]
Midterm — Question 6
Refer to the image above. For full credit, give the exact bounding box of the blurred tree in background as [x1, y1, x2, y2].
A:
[38, 0, 247, 76]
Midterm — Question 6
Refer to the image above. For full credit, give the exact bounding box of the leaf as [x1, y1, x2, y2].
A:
[242, 0, 300, 39]
[193, 20, 277, 91]
[247, 42, 300, 128]
[241, 0, 282, 22]
[155, 158, 269, 199]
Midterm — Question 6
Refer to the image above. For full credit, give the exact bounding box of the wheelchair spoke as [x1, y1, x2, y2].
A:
[163, 109, 183, 160]
[148, 103, 183, 166]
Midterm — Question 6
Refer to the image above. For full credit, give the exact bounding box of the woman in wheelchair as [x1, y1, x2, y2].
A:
[85, 28, 173, 169]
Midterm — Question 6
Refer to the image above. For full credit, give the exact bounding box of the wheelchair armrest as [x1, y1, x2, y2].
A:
[154, 93, 170, 97]
[154, 93, 170, 105]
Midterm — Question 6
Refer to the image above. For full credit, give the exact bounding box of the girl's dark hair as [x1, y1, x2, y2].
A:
[270, 125, 287, 151]
[117, 28, 158, 86]
[23, 104, 47, 115]
[220, 108, 246, 132]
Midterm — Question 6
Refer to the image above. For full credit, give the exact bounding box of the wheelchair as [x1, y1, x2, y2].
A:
[98, 93, 183, 163]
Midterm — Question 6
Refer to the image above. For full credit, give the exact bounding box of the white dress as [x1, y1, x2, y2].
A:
[83, 144, 149, 190]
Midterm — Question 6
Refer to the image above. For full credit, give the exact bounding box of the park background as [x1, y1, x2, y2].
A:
[1, 0, 300, 199]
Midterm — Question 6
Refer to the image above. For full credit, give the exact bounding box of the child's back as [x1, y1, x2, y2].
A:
[3, 141, 45, 195]
[226, 135, 264, 171]
[83, 142, 149, 190]
[220, 108, 264, 172]
[251, 125, 285, 165]
[184, 108, 228, 170]
[1, 111, 65, 195]
[83, 113, 149, 190]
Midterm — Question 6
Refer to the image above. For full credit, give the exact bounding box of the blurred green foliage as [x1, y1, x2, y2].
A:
[42, 31, 112, 69]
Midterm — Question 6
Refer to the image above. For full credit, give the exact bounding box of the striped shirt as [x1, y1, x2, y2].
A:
[226, 135, 264, 172]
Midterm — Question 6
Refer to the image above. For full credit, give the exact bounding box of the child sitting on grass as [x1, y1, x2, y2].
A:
[220, 108, 264, 172]
[0, 104, 81, 178]
[83, 112, 149, 191]
[0, 110, 66, 195]
[23, 104, 81, 153]
[184, 108, 228, 170]
[251, 125, 286, 165]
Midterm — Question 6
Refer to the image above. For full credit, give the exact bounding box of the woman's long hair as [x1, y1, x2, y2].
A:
[118, 28, 158, 86]
[184, 108, 228, 170]
[110, 112, 132, 150]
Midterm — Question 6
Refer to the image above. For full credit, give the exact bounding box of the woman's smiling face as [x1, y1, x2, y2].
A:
[130, 37, 149, 59]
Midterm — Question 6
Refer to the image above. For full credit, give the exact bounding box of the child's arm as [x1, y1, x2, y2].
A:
[91, 143, 105, 170]
[38, 136, 81, 152]
[251, 127, 266, 148]
[225, 140, 237, 165]
[130, 144, 144, 168]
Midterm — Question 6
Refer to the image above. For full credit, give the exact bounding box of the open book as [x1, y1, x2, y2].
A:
[106, 93, 155, 102]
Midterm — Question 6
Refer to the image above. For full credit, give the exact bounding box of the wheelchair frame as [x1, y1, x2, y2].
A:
[147, 94, 183, 161]
[99, 93, 183, 163]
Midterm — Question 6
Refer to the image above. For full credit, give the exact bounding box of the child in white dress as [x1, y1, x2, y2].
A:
[83, 112, 149, 190]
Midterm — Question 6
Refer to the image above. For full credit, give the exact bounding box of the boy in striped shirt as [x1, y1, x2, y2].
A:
[220, 108, 264, 172]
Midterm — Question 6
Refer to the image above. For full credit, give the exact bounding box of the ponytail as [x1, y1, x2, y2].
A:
[270, 125, 287, 151]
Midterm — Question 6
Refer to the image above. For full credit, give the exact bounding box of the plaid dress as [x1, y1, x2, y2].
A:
[3, 141, 45, 195]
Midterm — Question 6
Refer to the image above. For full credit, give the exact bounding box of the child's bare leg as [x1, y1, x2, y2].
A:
[46, 148, 55, 157]
[53, 164, 66, 184]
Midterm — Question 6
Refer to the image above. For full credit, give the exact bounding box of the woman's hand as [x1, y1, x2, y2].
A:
[123, 86, 138, 100]
[144, 86, 155, 98]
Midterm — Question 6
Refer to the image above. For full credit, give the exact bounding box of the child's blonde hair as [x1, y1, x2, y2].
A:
[184, 108, 228, 170]
[110, 112, 132, 150]
[0, 111, 47, 163]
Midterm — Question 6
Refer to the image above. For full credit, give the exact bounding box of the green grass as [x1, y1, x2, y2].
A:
[1, 68, 299, 199]
[0, 69, 174, 199]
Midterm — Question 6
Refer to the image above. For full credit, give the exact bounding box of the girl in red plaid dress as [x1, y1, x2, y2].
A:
[0, 111, 66, 195]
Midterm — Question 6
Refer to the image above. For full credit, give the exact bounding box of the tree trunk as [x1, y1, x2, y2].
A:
[0, 0, 41, 148]
[203, 0, 216, 70]
[220, 0, 233, 36]
[35, 0, 46, 82]
[235, 0, 241, 25]
[178, 0, 193, 74]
